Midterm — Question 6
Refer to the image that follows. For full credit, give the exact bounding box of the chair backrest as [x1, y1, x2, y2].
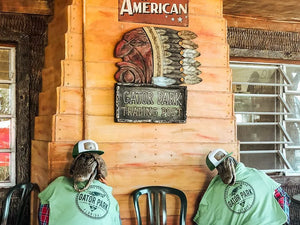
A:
[1, 182, 40, 225]
[132, 186, 187, 225]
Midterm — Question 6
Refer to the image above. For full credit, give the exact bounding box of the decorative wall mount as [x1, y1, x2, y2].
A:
[114, 26, 202, 123]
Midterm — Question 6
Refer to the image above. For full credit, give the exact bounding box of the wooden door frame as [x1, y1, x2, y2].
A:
[0, 13, 48, 224]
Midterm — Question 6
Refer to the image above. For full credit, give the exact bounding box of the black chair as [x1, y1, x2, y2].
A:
[132, 186, 187, 225]
[1, 182, 40, 225]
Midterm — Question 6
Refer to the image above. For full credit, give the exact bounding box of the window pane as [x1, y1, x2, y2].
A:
[232, 67, 279, 84]
[233, 84, 278, 94]
[238, 125, 282, 142]
[0, 119, 10, 149]
[0, 153, 9, 181]
[286, 66, 300, 91]
[232, 63, 300, 174]
[0, 84, 11, 115]
[241, 153, 284, 170]
[0, 46, 14, 186]
[240, 144, 278, 151]
[236, 114, 277, 123]
[235, 96, 281, 112]
[0, 49, 10, 80]
[286, 95, 300, 119]
[286, 149, 300, 172]
[286, 122, 300, 145]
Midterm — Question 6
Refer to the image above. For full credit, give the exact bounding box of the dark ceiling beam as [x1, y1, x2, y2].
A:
[223, 0, 300, 23]
[0, 0, 51, 15]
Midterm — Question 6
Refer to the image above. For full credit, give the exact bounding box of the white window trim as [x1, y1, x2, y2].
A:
[0, 46, 16, 187]
[231, 61, 300, 175]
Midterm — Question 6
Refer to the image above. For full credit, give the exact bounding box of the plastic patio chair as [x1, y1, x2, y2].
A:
[132, 186, 187, 225]
[1, 182, 40, 225]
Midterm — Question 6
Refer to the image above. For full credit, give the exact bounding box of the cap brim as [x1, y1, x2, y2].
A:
[224, 152, 233, 159]
[217, 152, 233, 165]
[84, 150, 104, 155]
[73, 150, 104, 158]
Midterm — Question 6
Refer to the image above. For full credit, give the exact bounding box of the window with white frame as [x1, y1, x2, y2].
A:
[0, 46, 16, 186]
[231, 61, 300, 175]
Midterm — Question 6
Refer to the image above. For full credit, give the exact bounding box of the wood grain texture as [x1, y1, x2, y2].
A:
[41, 66, 62, 91]
[48, 142, 238, 168]
[34, 116, 54, 141]
[84, 88, 233, 118]
[61, 60, 83, 87]
[225, 15, 300, 33]
[38, 88, 57, 116]
[47, 142, 238, 167]
[32, 0, 239, 224]
[224, 0, 300, 22]
[53, 115, 83, 141]
[85, 116, 235, 143]
[31, 140, 49, 189]
[57, 87, 83, 114]
[84, 6, 227, 62]
[85, 63, 232, 92]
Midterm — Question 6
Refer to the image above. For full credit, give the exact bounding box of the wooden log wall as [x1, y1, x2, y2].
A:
[31, 0, 238, 224]
[225, 15, 300, 62]
[225, 15, 300, 33]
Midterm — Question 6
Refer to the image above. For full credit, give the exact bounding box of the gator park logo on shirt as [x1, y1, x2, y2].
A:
[224, 181, 255, 213]
[76, 185, 111, 219]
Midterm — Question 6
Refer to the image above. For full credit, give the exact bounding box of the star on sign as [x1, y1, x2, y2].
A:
[178, 17, 183, 23]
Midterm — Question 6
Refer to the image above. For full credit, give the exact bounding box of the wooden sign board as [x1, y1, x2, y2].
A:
[118, 0, 189, 27]
[115, 83, 187, 123]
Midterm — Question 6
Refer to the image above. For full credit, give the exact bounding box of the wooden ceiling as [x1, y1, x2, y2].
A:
[223, 0, 300, 22]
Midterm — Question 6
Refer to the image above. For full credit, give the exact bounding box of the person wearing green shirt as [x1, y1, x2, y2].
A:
[194, 149, 288, 225]
[38, 140, 122, 225]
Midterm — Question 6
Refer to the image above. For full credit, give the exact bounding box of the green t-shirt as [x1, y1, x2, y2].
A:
[194, 163, 287, 225]
[39, 176, 121, 225]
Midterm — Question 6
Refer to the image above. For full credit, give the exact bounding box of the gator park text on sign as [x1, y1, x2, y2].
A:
[115, 83, 187, 123]
[118, 0, 189, 27]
